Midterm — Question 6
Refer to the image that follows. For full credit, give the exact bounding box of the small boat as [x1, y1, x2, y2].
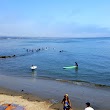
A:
[30, 66, 37, 70]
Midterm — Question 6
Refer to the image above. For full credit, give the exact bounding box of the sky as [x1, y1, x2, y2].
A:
[0, 0, 110, 38]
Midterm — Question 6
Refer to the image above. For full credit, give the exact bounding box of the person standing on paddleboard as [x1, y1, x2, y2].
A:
[75, 62, 78, 67]
[74, 62, 78, 72]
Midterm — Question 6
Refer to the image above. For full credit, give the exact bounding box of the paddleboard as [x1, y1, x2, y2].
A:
[63, 66, 77, 69]
[30, 66, 37, 70]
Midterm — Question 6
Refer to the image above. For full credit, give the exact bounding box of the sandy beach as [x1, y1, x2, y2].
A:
[0, 86, 72, 110]
[0, 87, 55, 110]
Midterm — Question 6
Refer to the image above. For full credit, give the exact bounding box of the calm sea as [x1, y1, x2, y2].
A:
[0, 37, 110, 87]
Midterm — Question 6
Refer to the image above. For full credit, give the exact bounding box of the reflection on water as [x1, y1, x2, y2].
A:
[31, 70, 37, 78]
[75, 67, 78, 73]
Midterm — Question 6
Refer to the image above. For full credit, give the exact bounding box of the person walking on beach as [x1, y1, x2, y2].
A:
[85, 102, 94, 110]
[62, 94, 72, 110]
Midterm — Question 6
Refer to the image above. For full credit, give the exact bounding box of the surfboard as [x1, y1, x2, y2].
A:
[30, 66, 37, 70]
[63, 66, 77, 69]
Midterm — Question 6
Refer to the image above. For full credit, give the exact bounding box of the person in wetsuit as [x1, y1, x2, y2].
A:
[62, 94, 72, 110]
[75, 62, 78, 72]
[75, 62, 78, 67]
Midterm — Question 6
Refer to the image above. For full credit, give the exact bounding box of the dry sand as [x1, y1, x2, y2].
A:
[0, 94, 54, 110]
[0, 87, 55, 110]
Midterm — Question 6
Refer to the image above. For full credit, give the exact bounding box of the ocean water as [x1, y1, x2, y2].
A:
[0, 37, 110, 87]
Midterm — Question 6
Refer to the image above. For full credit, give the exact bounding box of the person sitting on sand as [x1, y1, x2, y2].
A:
[62, 94, 72, 110]
[84, 102, 94, 110]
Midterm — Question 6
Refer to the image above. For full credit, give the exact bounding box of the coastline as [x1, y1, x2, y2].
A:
[0, 75, 110, 110]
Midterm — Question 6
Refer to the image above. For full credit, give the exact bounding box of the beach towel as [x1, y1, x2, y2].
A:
[0, 104, 25, 110]
[13, 106, 25, 110]
[0, 105, 7, 110]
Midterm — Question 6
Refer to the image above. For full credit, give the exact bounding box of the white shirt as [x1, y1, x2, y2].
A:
[85, 107, 94, 110]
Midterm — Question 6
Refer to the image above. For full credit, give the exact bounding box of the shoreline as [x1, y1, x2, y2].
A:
[39, 76, 110, 89]
[0, 86, 81, 110]
[0, 75, 110, 110]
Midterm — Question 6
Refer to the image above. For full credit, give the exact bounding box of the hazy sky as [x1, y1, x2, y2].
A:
[0, 0, 110, 38]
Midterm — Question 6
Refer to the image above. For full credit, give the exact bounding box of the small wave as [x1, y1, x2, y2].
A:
[55, 78, 110, 88]
[37, 76, 110, 88]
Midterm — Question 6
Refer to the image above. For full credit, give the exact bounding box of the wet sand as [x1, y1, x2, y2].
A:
[0, 75, 110, 110]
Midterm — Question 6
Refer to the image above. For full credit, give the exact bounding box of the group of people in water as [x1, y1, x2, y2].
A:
[26, 47, 48, 52]
[62, 94, 94, 110]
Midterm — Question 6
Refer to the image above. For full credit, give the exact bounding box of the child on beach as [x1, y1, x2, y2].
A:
[62, 94, 72, 110]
